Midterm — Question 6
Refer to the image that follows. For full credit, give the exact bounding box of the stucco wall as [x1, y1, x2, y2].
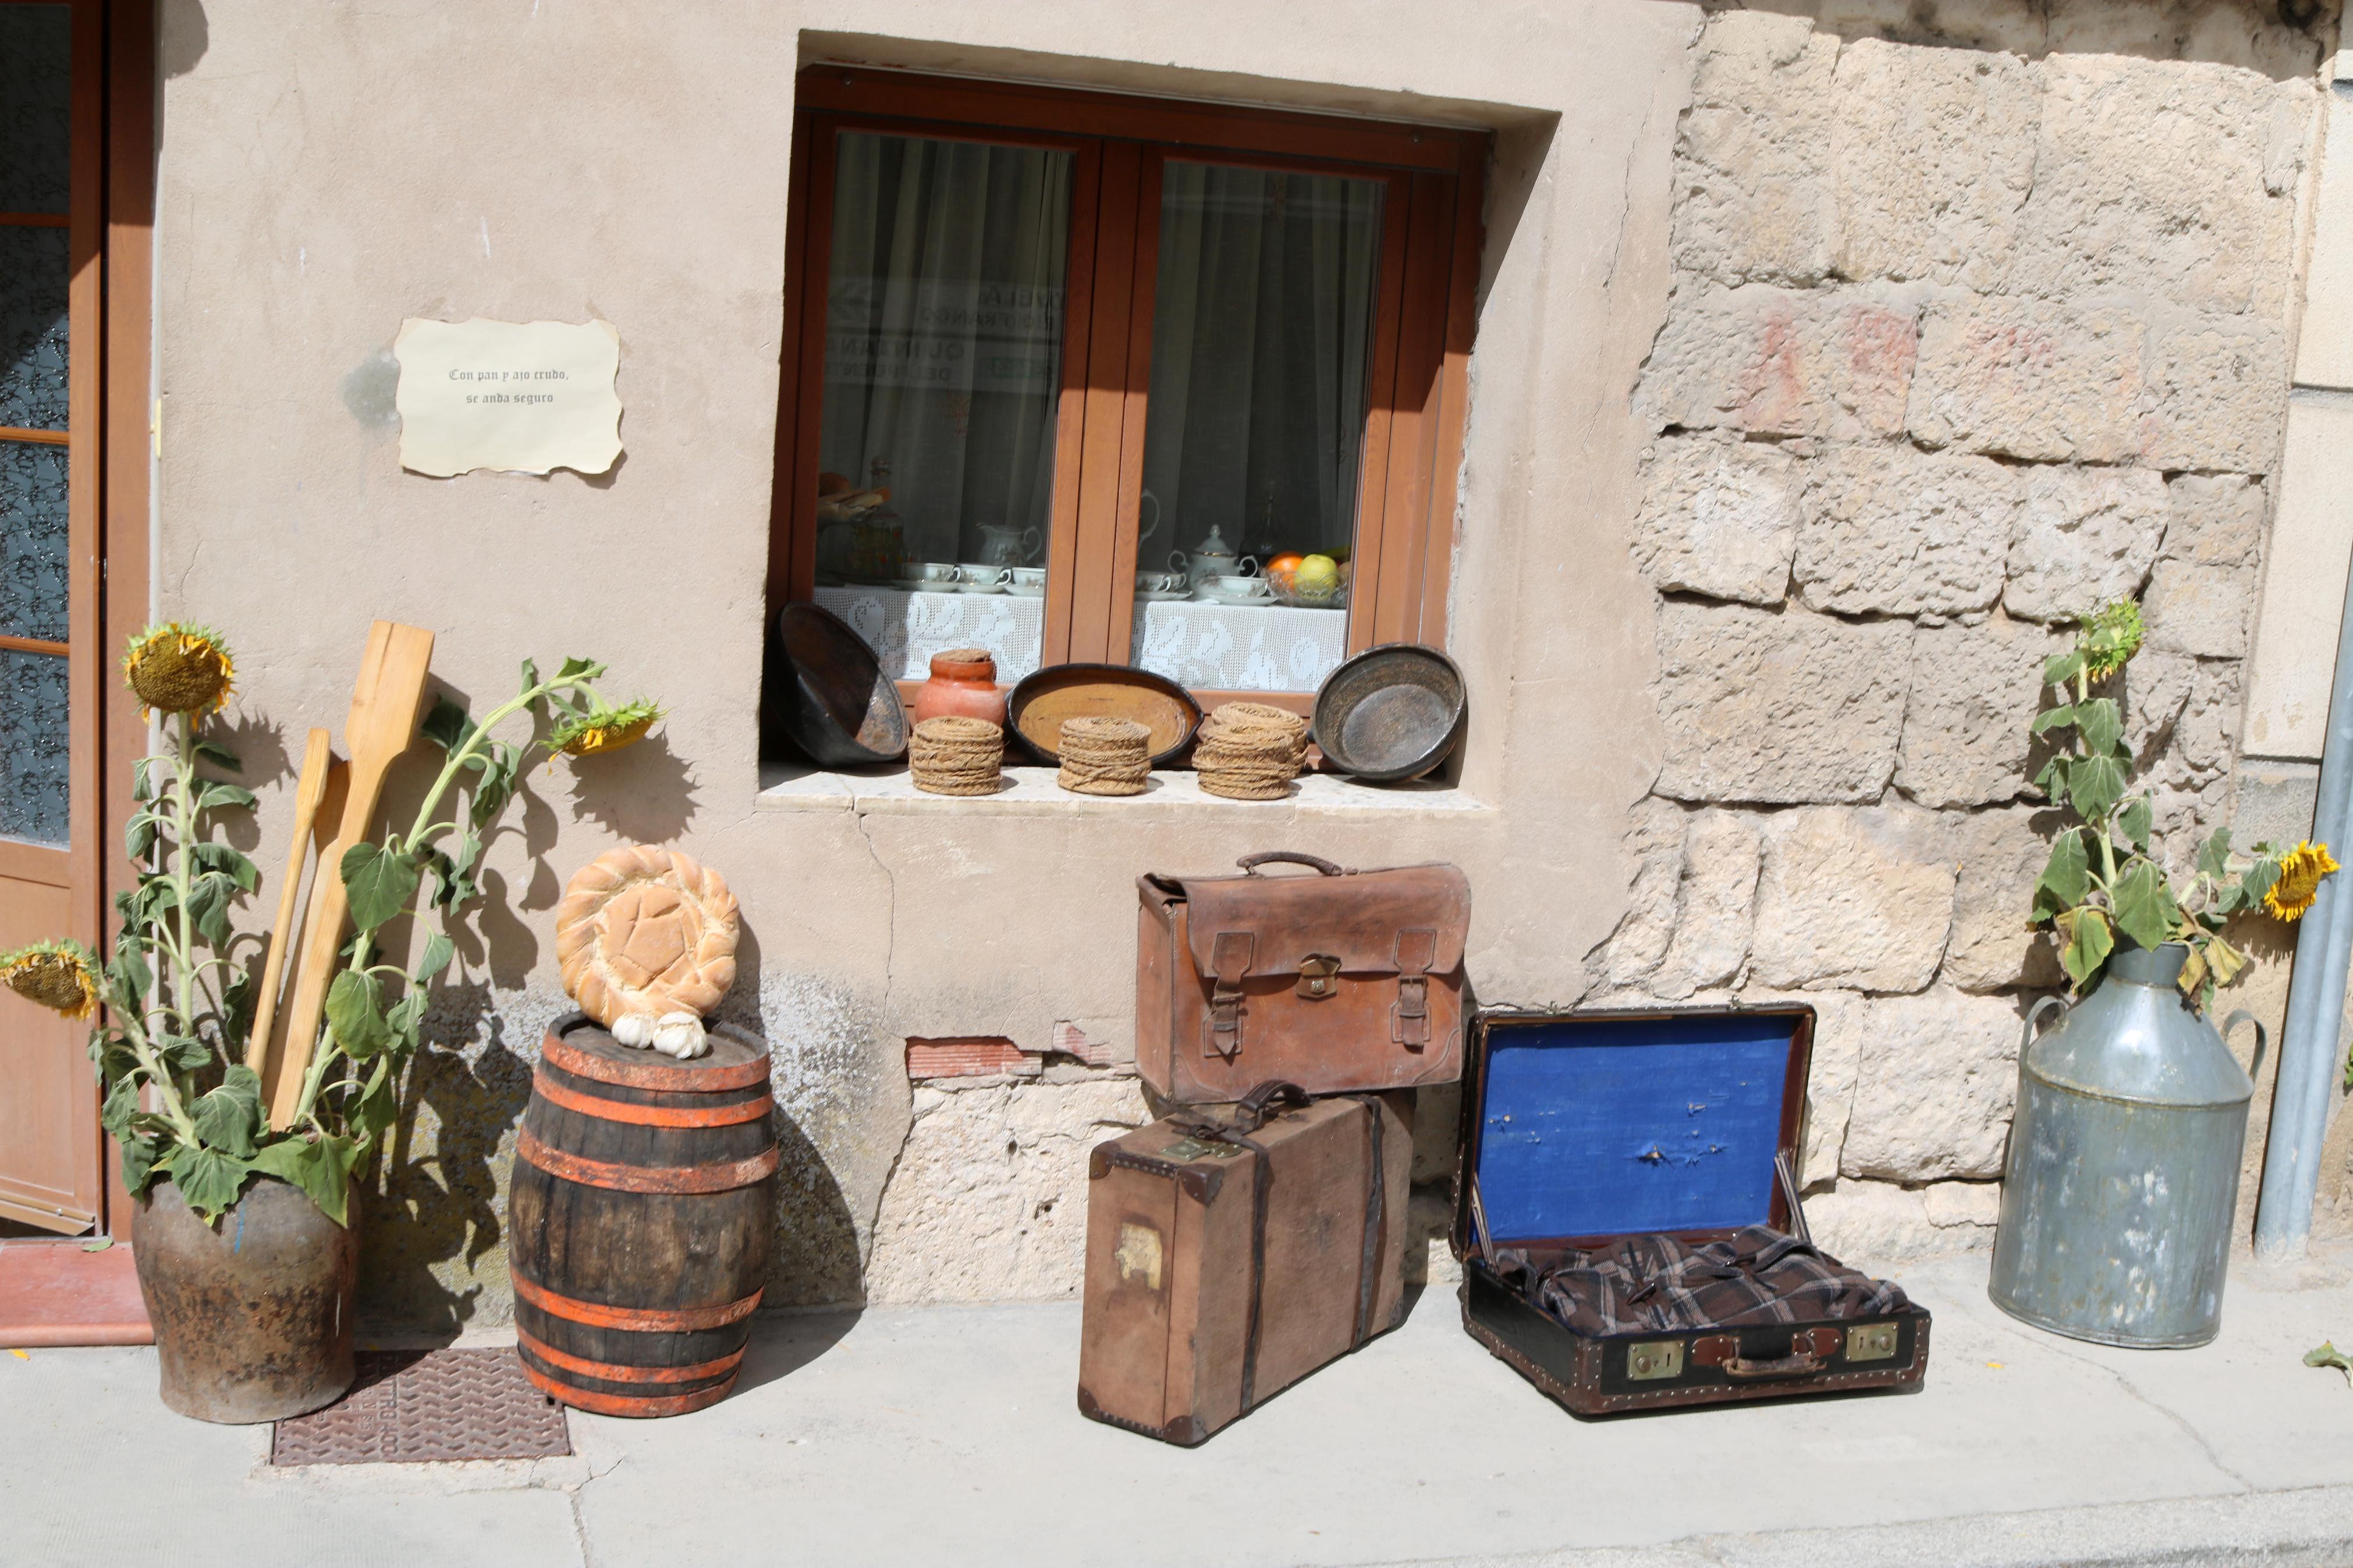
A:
[148, 0, 2343, 1327]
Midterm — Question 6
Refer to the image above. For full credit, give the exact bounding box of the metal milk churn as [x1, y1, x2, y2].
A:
[1989, 941, 2267, 1348]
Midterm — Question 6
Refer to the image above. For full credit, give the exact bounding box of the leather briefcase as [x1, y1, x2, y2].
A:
[1135, 852, 1471, 1103]
[1078, 1082, 1413, 1445]
[1453, 1005, 1931, 1416]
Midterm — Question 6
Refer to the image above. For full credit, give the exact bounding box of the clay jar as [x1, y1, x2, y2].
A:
[910, 648, 1006, 727]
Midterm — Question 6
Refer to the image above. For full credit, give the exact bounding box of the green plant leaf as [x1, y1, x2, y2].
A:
[158, 1033, 212, 1073]
[417, 931, 455, 983]
[2242, 855, 2283, 911]
[2111, 858, 2178, 951]
[2061, 906, 2115, 989]
[183, 870, 238, 947]
[100, 1072, 143, 1140]
[325, 970, 393, 1059]
[132, 756, 157, 803]
[2118, 795, 2153, 854]
[2306, 1342, 2353, 1388]
[105, 944, 150, 1004]
[342, 843, 422, 933]
[555, 656, 602, 682]
[2035, 829, 2091, 916]
[2069, 753, 2130, 822]
[386, 990, 425, 1052]
[191, 737, 242, 771]
[426, 833, 482, 914]
[2035, 755, 2072, 801]
[123, 809, 159, 862]
[195, 781, 257, 813]
[192, 1064, 264, 1159]
[2032, 705, 2078, 735]
[2205, 934, 2248, 991]
[350, 1058, 398, 1143]
[2075, 698, 2124, 758]
[249, 1134, 359, 1228]
[118, 1132, 161, 1196]
[421, 695, 478, 757]
[190, 840, 258, 894]
[161, 1143, 254, 1224]
[2198, 828, 2234, 880]
[2044, 650, 2087, 688]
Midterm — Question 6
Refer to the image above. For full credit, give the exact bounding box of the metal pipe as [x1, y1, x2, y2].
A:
[2254, 548, 2353, 1257]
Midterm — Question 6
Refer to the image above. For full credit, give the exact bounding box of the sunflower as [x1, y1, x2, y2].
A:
[2263, 841, 2340, 922]
[550, 698, 662, 759]
[122, 623, 236, 718]
[2, 940, 101, 1019]
[2077, 600, 2145, 682]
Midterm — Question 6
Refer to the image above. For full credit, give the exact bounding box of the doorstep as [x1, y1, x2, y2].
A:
[0, 1238, 151, 1348]
[4, 1249, 2351, 1567]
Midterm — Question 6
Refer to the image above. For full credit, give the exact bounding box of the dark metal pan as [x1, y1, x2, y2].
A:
[1311, 643, 1465, 782]
[769, 602, 909, 767]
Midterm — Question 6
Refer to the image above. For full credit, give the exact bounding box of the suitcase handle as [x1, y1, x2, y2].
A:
[1237, 851, 1350, 877]
[1720, 1350, 1826, 1380]
[1231, 1080, 1311, 1132]
[1695, 1327, 1838, 1380]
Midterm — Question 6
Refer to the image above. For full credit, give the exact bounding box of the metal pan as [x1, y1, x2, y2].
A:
[1311, 643, 1465, 782]
[769, 602, 909, 767]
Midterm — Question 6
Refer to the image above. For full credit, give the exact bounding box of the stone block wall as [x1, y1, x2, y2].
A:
[1600, 10, 2320, 1260]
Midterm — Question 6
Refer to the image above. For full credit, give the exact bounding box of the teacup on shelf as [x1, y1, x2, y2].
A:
[957, 564, 1012, 594]
[1195, 574, 1272, 604]
[910, 561, 960, 584]
[1135, 569, 1188, 594]
[1006, 566, 1048, 598]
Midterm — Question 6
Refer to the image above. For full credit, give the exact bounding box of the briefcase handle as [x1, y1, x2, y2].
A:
[1237, 851, 1350, 877]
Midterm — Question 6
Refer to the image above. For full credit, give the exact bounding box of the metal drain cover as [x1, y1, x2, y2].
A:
[271, 1349, 571, 1465]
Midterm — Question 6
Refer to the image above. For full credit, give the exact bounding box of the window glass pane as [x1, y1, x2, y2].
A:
[0, 440, 67, 642]
[1, 649, 69, 845]
[1130, 163, 1382, 694]
[0, 6, 73, 216]
[812, 133, 1071, 685]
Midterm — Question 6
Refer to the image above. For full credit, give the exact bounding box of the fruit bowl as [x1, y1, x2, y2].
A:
[1264, 566, 1348, 610]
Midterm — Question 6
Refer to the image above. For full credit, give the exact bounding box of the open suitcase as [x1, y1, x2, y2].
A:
[1453, 1005, 1931, 1415]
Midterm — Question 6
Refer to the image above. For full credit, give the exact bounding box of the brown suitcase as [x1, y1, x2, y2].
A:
[1454, 1005, 1931, 1416]
[1135, 852, 1470, 1103]
[1078, 1082, 1413, 1445]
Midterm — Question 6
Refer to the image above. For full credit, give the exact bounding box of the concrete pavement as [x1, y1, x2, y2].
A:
[3, 1248, 2350, 1567]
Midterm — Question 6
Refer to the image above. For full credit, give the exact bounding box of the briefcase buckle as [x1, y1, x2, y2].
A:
[1297, 955, 1341, 999]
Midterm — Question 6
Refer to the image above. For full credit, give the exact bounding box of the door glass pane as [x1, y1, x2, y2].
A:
[0, 227, 69, 431]
[0, 650, 68, 845]
[0, 442, 68, 642]
[1131, 162, 1383, 695]
[812, 133, 1071, 685]
[0, 6, 72, 216]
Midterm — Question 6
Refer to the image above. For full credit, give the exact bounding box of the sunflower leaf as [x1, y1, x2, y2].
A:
[2118, 796, 2153, 854]
[2061, 906, 2115, 989]
[2198, 828, 2234, 881]
[2069, 754, 2130, 822]
[2305, 1342, 2353, 1388]
[249, 1135, 359, 1228]
[2044, 650, 2087, 688]
[2032, 705, 2078, 735]
[2035, 829, 2092, 916]
[325, 970, 393, 1060]
[161, 1143, 255, 1224]
[2111, 859, 2178, 951]
[192, 1065, 264, 1159]
[342, 843, 421, 934]
[2075, 698, 2124, 758]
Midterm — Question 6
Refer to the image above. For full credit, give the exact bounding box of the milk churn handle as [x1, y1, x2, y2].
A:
[2221, 1009, 2269, 1081]
[2018, 995, 2069, 1094]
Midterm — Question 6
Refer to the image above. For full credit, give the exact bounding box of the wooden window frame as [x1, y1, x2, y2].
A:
[767, 67, 1486, 718]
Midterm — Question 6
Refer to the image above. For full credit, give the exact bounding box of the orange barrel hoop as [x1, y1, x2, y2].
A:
[507, 1014, 778, 1417]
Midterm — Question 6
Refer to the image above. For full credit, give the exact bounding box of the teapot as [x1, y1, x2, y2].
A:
[978, 522, 1041, 570]
[1174, 523, 1255, 588]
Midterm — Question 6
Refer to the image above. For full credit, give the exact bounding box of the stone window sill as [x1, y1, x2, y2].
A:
[754, 763, 1490, 820]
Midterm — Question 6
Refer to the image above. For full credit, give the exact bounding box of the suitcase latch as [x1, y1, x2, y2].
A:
[1297, 954, 1341, 999]
[1847, 1322, 1900, 1362]
[1627, 1340, 1684, 1381]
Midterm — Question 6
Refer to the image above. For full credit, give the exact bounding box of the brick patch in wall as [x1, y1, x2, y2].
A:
[907, 1037, 1038, 1080]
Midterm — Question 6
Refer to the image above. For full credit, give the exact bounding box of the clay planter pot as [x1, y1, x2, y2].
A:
[909, 648, 1006, 727]
[134, 1174, 359, 1423]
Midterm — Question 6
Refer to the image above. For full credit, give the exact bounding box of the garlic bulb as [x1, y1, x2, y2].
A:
[652, 1011, 709, 1059]
[611, 1012, 656, 1049]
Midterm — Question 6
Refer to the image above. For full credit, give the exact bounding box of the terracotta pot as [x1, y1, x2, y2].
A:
[134, 1174, 359, 1423]
[910, 648, 1006, 727]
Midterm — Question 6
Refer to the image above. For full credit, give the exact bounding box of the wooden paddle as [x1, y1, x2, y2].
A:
[244, 727, 339, 1073]
[264, 621, 436, 1130]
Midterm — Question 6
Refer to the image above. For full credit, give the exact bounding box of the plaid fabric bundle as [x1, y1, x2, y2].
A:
[1491, 1226, 1909, 1336]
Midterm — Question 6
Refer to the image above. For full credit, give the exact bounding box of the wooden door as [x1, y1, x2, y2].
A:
[0, 0, 109, 1235]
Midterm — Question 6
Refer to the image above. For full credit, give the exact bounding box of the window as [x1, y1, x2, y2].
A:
[768, 69, 1485, 714]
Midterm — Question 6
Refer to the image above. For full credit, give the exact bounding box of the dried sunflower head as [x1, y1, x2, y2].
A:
[2264, 840, 2340, 921]
[2, 939, 101, 1019]
[122, 623, 236, 717]
[2077, 600, 2145, 682]
[551, 698, 661, 759]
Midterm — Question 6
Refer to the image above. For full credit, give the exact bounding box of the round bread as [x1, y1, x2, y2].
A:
[555, 845, 739, 1027]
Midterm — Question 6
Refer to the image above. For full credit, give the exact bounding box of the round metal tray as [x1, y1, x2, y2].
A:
[1311, 643, 1465, 783]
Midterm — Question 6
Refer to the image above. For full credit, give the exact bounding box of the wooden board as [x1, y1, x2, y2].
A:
[1005, 664, 1201, 765]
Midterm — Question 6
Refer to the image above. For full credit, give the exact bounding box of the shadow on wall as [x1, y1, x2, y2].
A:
[1723, 0, 2336, 81]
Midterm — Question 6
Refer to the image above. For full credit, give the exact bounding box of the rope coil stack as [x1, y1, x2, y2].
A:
[1194, 702, 1309, 800]
[909, 715, 1005, 796]
[1057, 716, 1152, 795]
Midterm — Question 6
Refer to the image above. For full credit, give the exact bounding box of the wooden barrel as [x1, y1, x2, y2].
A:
[507, 1014, 777, 1417]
